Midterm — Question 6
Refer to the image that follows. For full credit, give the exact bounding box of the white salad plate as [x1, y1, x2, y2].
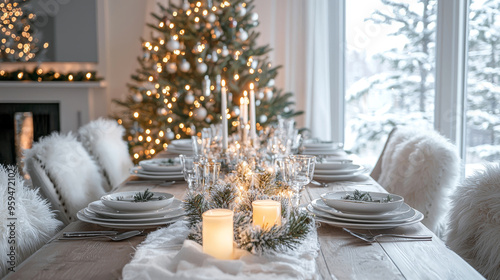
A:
[321, 191, 404, 214]
[130, 167, 184, 180]
[313, 209, 423, 230]
[311, 198, 412, 220]
[131, 166, 183, 176]
[77, 210, 183, 229]
[83, 207, 184, 223]
[314, 165, 365, 175]
[313, 172, 366, 181]
[139, 158, 182, 172]
[303, 141, 343, 150]
[306, 204, 417, 224]
[301, 149, 345, 156]
[315, 160, 354, 170]
[101, 191, 174, 212]
[88, 199, 183, 219]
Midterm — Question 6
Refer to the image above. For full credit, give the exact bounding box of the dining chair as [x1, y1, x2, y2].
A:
[372, 126, 460, 237]
[24, 132, 107, 224]
[78, 118, 133, 191]
[446, 163, 500, 280]
[0, 165, 62, 278]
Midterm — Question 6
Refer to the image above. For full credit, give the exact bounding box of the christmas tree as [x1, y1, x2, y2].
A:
[114, 0, 301, 162]
[0, 0, 48, 62]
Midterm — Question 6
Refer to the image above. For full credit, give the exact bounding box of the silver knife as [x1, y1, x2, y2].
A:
[63, 231, 118, 237]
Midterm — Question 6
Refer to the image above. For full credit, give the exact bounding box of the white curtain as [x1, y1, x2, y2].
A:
[254, 0, 332, 140]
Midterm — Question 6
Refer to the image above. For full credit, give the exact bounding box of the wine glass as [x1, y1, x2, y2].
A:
[285, 155, 316, 206]
[179, 155, 199, 193]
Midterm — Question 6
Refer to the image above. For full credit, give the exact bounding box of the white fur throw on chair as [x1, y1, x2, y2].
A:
[0, 165, 62, 278]
[447, 163, 500, 280]
[78, 118, 133, 191]
[24, 132, 107, 222]
[377, 127, 460, 237]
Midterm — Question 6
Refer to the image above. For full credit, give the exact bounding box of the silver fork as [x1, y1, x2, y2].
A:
[59, 230, 143, 241]
[343, 228, 432, 243]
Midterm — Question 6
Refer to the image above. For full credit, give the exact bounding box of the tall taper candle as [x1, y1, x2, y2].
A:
[202, 209, 234, 260]
[221, 79, 228, 151]
[249, 83, 257, 145]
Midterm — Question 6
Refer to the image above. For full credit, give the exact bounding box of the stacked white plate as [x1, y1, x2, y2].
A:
[167, 139, 194, 155]
[314, 159, 367, 181]
[130, 158, 184, 180]
[301, 140, 345, 156]
[307, 191, 423, 229]
[77, 191, 185, 229]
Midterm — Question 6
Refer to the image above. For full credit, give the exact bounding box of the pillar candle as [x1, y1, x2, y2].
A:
[221, 80, 228, 151]
[202, 209, 234, 260]
[249, 83, 257, 145]
[252, 200, 281, 229]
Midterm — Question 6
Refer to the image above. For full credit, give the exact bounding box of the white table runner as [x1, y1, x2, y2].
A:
[122, 221, 320, 280]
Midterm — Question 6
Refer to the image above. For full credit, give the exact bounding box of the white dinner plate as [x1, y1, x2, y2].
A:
[77, 210, 184, 229]
[303, 141, 343, 150]
[88, 199, 183, 219]
[302, 150, 346, 156]
[314, 165, 365, 175]
[83, 207, 185, 223]
[313, 172, 366, 181]
[311, 198, 411, 220]
[101, 191, 174, 212]
[130, 167, 185, 180]
[131, 166, 183, 176]
[313, 208, 424, 230]
[315, 160, 354, 170]
[307, 204, 416, 224]
[139, 158, 182, 172]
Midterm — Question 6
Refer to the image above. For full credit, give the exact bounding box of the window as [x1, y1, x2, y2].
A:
[344, 0, 436, 166]
[465, 0, 500, 174]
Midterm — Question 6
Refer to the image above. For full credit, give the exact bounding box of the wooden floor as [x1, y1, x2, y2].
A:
[5, 176, 485, 279]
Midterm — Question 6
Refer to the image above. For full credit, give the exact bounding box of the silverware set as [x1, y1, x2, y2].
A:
[59, 230, 143, 241]
[343, 228, 432, 243]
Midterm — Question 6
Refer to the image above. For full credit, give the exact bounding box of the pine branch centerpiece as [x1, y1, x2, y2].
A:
[184, 161, 315, 255]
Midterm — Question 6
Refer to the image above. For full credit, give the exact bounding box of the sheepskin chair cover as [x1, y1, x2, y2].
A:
[377, 127, 460, 237]
[447, 163, 500, 280]
[0, 165, 62, 278]
[24, 132, 107, 222]
[78, 118, 133, 191]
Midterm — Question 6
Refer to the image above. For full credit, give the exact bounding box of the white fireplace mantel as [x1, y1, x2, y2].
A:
[0, 81, 107, 133]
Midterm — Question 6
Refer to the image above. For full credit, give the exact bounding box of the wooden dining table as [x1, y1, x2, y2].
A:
[5, 174, 485, 279]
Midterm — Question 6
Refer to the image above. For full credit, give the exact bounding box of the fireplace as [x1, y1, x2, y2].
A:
[0, 103, 60, 166]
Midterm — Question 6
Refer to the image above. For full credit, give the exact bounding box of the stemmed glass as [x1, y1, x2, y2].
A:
[180, 155, 199, 193]
[283, 155, 316, 206]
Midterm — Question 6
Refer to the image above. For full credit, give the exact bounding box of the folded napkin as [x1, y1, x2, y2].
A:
[122, 221, 319, 280]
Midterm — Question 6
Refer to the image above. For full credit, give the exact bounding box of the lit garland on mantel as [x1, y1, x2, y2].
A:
[0, 68, 102, 82]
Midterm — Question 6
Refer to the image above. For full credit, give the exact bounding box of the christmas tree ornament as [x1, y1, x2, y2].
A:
[207, 13, 216, 23]
[180, 59, 191, 72]
[133, 93, 143, 103]
[265, 88, 273, 100]
[205, 116, 212, 123]
[251, 59, 258, 69]
[237, 29, 248, 41]
[194, 107, 208, 120]
[185, 91, 195, 104]
[166, 62, 177, 73]
[259, 115, 268, 123]
[203, 75, 211, 96]
[211, 28, 222, 39]
[211, 51, 219, 62]
[235, 4, 247, 16]
[205, 22, 212, 29]
[167, 38, 180, 51]
[143, 52, 151, 61]
[229, 19, 237, 28]
[196, 62, 208, 74]
[256, 100, 261, 106]
[221, 46, 229, 57]
[157, 107, 168, 115]
[267, 79, 275, 87]
[182, 0, 190, 11]
[250, 12, 259, 23]
[231, 106, 241, 117]
[257, 90, 265, 100]
[166, 129, 175, 140]
[284, 106, 290, 113]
